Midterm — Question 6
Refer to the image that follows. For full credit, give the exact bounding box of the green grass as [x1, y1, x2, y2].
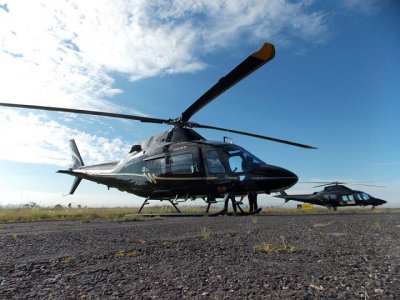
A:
[253, 237, 299, 254]
[0, 204, 228, 223]
[61, 256, 76, 265]
[313, 222, 333, 228]
[373, 220, 382, 231]
[115, 249, 141, 258]
[201, 227, 212, 240]
[0, 207, 143, 223]
[0, 206, 398, 223]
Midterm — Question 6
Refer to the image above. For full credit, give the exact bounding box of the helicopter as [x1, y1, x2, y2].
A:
[275, 182, 387, 210]
[0, 42, 316, 216]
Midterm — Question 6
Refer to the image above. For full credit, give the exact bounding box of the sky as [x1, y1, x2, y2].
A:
[0, 0, 399, 208]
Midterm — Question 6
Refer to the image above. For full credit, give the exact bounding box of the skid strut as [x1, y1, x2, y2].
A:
[138, 198, 181, 214]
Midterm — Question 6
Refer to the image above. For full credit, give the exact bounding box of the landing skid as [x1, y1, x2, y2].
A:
[223, 207, 262, 216]
[136, 209, 227, 218]
[137, 197, 225, 216]
[137, 194, 262, 216]
[134, 207, 261, 218]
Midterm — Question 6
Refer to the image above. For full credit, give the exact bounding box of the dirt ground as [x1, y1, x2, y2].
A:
[0, 212, 399, 299]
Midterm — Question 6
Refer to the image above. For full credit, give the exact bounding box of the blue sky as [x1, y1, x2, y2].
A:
[0, 0, 399, 208]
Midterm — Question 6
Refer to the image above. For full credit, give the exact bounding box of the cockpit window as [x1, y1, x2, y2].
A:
[223, 145, 264, 173]
[360, 193, 370, 200]
[228, 155, 243, 173]
[206, 150, 225, 174]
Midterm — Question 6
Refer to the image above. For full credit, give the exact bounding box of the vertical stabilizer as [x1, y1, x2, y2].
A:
[69, 139, 84, 168]
[59, 139, 85, 195]
[68, 177, 82, 195]
[279, 191, 290, 203]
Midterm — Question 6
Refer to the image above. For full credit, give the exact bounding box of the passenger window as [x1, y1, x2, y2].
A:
[145, 158, 166, 175]
[206, 150, 225, 174]
[170, 153, 195, 174]
[342, 195, 350, 201]
[122, 161, 144, 174]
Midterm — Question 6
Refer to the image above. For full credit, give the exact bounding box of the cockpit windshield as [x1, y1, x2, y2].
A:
[360, 192, 370, 200]
[222, 145, 265, 173]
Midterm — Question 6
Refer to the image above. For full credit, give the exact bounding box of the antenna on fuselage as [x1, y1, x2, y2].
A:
[224, 136, 233, 144]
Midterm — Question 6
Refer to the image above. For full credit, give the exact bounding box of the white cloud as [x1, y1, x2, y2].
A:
[0, 0, 330, 165]
[144, 1, 329, 50]
[0, 109, 130, 166]
[1, 1, 329, 105]
[340, 0, 387, 16]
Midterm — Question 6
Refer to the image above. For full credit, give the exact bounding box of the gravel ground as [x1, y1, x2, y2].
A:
[0, 212, 399, 299]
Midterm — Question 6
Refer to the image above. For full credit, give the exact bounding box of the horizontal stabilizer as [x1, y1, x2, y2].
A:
[274, 191, 290, 202]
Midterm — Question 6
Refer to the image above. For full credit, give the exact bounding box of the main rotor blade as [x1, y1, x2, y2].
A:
[181, 42, 275, 122]
[306, 181, 383, 188]
[191, 123, 317, 149]
[0, 103, 170, 124]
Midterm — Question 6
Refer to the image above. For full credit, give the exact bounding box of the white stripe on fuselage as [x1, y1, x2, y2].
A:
[72, 169, 296, 182]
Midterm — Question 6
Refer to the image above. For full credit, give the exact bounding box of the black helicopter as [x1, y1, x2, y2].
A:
[276, 182, 387, 210]
[0, 42, 316, 216]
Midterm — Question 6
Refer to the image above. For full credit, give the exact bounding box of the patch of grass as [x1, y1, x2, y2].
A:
[313, 222, 332, 228]
[1, 206, 399, 223]
[11, 233, 18, 241]
[129, 238, 145, 244]
[0, 206, 217, 223]
[201, 227, 211, 240]
[158, 241, 172, 249]
[253, 236, 298, 254]
[374, 221, 382, 231]
[115, 249, 141, 258]
[80, 216, 91, 224]
[0, 207, 147, 222]
[61, 256, 76, 265]
[309, 283, 325, 291]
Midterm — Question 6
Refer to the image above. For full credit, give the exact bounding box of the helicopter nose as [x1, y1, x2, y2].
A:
[256, 164, 298, 191]
[277, 166, 298, 189]
[378, 199, 387, 205]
